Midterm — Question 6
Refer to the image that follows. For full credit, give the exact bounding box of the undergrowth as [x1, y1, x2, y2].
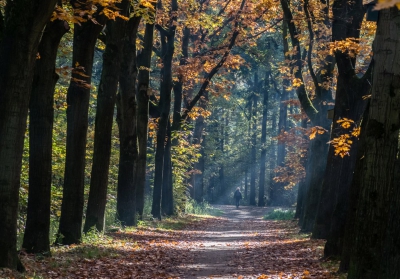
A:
[263, 208, 295, 220]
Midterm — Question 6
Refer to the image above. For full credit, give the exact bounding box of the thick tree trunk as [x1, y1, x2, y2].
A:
[258, 71, 270, 207]
[300, 130, 329, 232]
[116, 16, 141, 227]
[347, 8, 400, 278]
[152, 27, 175, 219]
[136, 21, 156, 219]
[314, 0, 367, 254]
[312, 78, 366, 239]
[23, 19, 69, 254]
[58, 1, 106, 244]
[381, 157, 400, 278]
[84, 2, 129, 233]
[0, 0, 57, 269]
[338, 101, 369, 272]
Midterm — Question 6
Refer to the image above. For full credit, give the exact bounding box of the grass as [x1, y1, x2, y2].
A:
[184, 200, 224, 216]
[263, 208, 296, 220]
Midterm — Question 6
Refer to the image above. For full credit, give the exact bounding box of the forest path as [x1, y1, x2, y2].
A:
[1, 206, 340, 279]
[177, 205, 338, 279]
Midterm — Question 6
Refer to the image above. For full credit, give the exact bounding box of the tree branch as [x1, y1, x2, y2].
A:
[304, 0, 320, 96]
[182, 0, 247, 120]
[281, 0, 318, 123]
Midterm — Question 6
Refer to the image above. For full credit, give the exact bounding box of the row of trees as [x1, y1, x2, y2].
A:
[1, 0, 400, 277]
[0, 0, 280, 271]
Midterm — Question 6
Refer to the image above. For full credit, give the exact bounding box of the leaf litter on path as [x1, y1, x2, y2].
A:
[0, 206, 341, 279]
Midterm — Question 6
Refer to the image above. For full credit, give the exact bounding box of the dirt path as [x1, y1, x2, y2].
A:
[176, 205, 338, 279]
[0, 206, 340, 279]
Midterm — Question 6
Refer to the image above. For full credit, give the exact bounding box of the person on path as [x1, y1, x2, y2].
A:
[234, 187, 242, 209]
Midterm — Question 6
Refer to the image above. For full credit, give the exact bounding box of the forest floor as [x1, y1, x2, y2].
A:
[1, 205, 343, 279]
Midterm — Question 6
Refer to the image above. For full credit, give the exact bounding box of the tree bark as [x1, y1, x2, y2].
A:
[84, 1, 129, 233]
[136, 20, 157, 219]
[58, 0, 106, 245]
[152, 21, 176, 219]
[347, 8, 400, 278]
[23, 18, 69, 254]
[300, 131, 329, 232]
[161, 120, 173, 215]
[116, 16, 141, 226]
[381, 158, 400, 278]
[0, 0, 57, 270]
[314, 0, 368, 255]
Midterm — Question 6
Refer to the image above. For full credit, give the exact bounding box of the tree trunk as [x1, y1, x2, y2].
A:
[58, 1, 106, 244]
[381, 158, 400, 278]
[347, 8, 400, 278]
[152, 25, 175, 219]
[193, 137, 205, 202]
[244, 170, 248, 200]
[268, 93, 277, 203]
[300, 131, 329, 232]
[333, 101, 369, 273]
[136, 20, 156, 219]
[315, 0, 367, 254]
[249, 91, 258, 206]
[116, 16, 141, 227]
[0, 0, 57, 269]
[258, 71, 270, 207]
[161, 120, 173, 216]
[272, 20, 289, 206]
[23, 18, 69, 254]
[295, 119, 308, 219]
[84, 2, 129, 233]
[191, 93, 207, 202]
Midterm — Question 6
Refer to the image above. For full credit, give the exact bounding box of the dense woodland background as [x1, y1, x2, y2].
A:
[1, 0, 400, 277]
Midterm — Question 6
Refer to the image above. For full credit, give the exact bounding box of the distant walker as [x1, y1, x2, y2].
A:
[234, 187, 243, 209]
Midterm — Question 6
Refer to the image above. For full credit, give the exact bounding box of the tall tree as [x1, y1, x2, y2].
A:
[0, 0, 58, 270]
[58, 0, 107, 244]
[136, 4, 158, 218]
[152, 0, 178, 219]
[315, 0, 370, 258]
[280, 0, 334, 231]
[249, 75, 258, 206]
[23, 13, 69, 253]
[347, 7, 400, 278]
[271, 21, 289, 206]
[84, 0, 130, 233]
[258, 70, 270, 207]
[116, 15, 142, 226]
